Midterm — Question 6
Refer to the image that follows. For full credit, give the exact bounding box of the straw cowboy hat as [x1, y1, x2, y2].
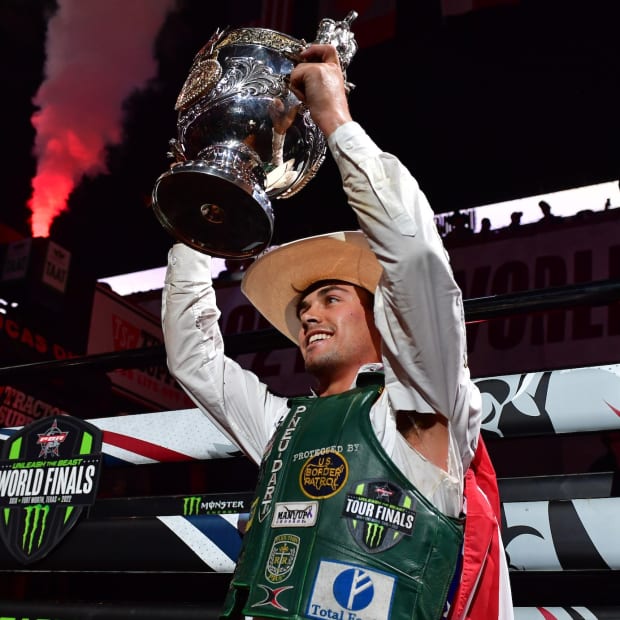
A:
[241, 231, 383, 344]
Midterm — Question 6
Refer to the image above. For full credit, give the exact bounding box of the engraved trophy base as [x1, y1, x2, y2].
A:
[153, 145, 273, 259]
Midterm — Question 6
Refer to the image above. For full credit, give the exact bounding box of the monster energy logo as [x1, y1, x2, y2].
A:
[183, 496, 201, 515]
[364, 520, 386, 549]
[182, 496, 247, 516]
[21, 503, 50, 554]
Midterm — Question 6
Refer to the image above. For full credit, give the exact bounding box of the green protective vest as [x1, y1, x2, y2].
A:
[222, 376, 464, 620]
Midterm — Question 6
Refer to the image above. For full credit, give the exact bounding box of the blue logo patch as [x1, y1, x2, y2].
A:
[307, 559, 396, 620]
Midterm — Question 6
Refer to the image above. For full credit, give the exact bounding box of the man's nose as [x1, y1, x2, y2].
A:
[301, 312, 318, 326]
[300, 305, 321, 326]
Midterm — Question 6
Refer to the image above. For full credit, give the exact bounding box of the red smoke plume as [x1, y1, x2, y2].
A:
[28, 0, 175, 238]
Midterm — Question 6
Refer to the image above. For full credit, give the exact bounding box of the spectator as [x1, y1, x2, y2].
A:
[476, 216, 495, 241]
[444, 209, 474, 245]
[508, 211, 523, 232]
[537, 200, 562, 227]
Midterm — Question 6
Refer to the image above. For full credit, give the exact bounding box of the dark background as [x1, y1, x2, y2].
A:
[2, 0, 619, 280]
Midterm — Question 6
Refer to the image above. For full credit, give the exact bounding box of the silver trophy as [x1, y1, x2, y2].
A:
[152, 12, 358, 258]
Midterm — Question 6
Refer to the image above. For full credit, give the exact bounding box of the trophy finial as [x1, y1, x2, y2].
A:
[314, 10, 359, 71]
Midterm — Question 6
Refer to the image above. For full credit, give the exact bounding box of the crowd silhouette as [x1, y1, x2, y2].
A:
[214, 196, 619, 282]
[438, 196, 618, 249]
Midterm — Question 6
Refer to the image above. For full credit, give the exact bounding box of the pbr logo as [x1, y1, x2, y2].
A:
[0, 416, 102, 564]
[342, 479, 416, 553]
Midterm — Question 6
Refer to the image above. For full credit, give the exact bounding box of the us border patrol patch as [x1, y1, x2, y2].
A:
[299, 451, 348, 499]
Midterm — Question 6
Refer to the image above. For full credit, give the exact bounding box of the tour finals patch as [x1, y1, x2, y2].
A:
[0, 416, 103, 564]
[299, 451, 348, 499]
[342, 480, 417, 553]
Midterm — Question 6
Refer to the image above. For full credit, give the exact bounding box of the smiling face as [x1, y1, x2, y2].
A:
[296, 280, 381, 395]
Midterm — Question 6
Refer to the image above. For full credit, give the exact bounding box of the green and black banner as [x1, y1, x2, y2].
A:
[0, 415, 102, 564]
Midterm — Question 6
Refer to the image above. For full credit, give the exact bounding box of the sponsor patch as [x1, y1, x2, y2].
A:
[272, 500, 318, 527]
[258, 404, 306, 523]
[343, 480, 416, 553]
[307, 559, 395, 620]
[252, 584, 294, 612]
[181, 495, 249, 515]
[265, 533, 300, 584]
[300, 451, 348, 499]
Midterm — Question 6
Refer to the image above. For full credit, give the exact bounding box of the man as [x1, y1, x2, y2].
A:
[162, 44, 512, 619]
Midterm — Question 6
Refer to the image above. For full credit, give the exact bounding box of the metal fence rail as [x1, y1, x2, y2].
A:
[0, 277, 619, 378]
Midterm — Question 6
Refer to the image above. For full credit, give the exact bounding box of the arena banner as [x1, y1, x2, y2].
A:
[0, 408, 242, 467]
[1, 238, 31, 282]
[41, 239, 71, 294]
[0, 495, 615, 574]
[0, 310, 77, 363]
[4, 365, 617, 468]
[514, 610, 619, 620]
[475, 364, 620, 438]
[503, 497, 620, 571]
[87, 283, 194, 411]
[0, 384, 71, 429]
[0, 415, 103, 564]
[448, 217, 620, 377]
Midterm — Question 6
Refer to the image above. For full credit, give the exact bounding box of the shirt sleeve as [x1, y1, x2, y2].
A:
[161, 242, 288, 464]
[328, 122, 481, 468]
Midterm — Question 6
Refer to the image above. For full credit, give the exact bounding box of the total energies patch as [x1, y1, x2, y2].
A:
[0, 416, 103, 564]
[342, 480, 417, 553]
[307, 559, 395, 620]
[299, 451, 348, 499]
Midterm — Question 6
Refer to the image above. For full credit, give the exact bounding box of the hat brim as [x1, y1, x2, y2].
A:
[241, 231, 382, 344]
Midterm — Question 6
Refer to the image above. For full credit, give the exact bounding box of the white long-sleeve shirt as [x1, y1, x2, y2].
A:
[161, 121, 482, 518]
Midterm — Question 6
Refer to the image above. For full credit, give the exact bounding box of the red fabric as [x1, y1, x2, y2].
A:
[448, 437, 502, 619]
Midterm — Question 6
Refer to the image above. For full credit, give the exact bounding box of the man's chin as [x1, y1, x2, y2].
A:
[304, 354, 336, 377]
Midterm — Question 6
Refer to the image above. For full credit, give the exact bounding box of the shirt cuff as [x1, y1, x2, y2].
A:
[327, 121, 382, 167]
[166, 242, 213, 283]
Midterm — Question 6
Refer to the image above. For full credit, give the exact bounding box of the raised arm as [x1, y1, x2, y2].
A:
[289, 44, 480, 465]
[161, 243, 288, 464]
